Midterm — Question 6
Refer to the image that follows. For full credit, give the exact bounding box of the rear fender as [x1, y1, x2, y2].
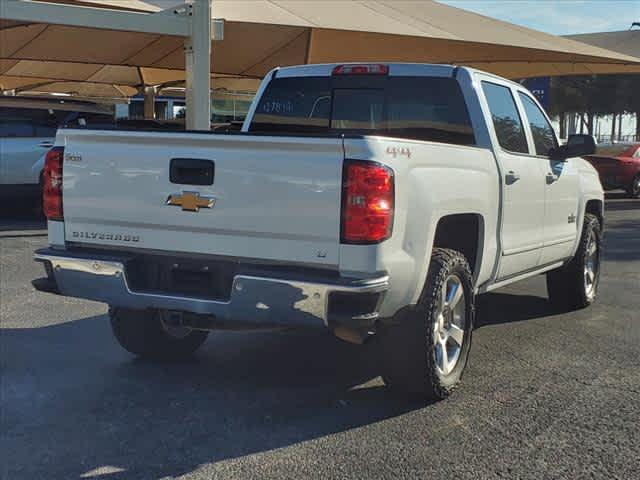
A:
[341, 138, 499, 317]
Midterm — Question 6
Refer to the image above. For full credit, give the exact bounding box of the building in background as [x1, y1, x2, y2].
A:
[115, 95, 177, 121]
[115, 91, 256, 125]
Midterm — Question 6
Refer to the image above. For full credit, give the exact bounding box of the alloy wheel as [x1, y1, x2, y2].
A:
[433, 274, 466, 376]
[584, 230, 600, 300]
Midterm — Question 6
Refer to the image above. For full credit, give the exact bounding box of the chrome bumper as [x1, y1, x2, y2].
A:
[33, 249, 389, 329]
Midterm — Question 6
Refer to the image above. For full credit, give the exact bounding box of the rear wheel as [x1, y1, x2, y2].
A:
[110, 307, 209, 360]
[627, 174, 640, 199]
[379, 249, 474, 400]
[546, 213, 601, 311]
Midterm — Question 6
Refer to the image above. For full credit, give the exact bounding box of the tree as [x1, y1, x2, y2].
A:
[547, 74, 640, 140]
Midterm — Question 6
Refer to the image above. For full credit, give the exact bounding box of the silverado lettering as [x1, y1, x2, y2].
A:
[72, 231, 140, 242]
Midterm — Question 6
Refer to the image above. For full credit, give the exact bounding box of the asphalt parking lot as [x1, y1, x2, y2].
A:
[1, 196, 638, 480]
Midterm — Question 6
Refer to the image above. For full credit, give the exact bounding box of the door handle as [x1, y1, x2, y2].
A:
[546, 172, 559, 184]
[38, 141, 54, 148]
[505, 171, 520, 184]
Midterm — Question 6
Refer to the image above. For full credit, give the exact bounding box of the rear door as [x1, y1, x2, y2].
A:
[478, 78, 546, 279]
[517, 91, 579, 264]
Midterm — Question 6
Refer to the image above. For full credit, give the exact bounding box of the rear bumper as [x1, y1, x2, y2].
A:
[33, 248, 388, 329]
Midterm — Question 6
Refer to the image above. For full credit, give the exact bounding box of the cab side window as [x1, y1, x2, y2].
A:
[518, 93, 558, 156]
[481, 82, 529, 154]
[0, 120, 34, 137]
[0, 107, 56, 138]
[0, 107, 34, 137]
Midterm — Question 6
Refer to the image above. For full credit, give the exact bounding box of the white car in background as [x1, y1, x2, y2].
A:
[0, 97, 113, 207]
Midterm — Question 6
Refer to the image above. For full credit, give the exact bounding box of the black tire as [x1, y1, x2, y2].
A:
[546, 213, 602, 312]
[379, 248, 475, 400]
[110, 307, 209, 360]
[627, 174, 640, 199]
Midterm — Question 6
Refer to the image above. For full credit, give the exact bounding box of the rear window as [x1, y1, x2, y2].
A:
[0, 107, 114, 137]
[0, 107, 54, 138]
[62, 112, 114, 129]
[249, 75, 475, 146]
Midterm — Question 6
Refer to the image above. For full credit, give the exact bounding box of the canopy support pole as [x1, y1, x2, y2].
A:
[143, 86, 157, 120]
[185, 0, 212, 131]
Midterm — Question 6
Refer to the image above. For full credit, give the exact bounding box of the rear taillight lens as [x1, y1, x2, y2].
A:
[341, 160, 394, 244]
[43, 146, 64, 221]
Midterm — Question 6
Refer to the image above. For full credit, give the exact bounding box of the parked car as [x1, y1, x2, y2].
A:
[32, 63, 602, 400]
[585, 143, 640, 198]
[0, 97, 113, 208]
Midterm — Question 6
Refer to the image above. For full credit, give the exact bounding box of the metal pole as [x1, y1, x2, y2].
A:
[184, 0, 211, 131]
[143, 86, 157, 120]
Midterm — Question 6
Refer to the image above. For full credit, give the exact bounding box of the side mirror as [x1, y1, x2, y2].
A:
[549, 134, 597, 161]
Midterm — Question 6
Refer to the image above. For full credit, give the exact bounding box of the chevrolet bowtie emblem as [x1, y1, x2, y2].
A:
[166, 192, 216, 212]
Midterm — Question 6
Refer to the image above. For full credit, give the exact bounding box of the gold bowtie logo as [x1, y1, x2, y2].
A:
[166, 192, 216, 212]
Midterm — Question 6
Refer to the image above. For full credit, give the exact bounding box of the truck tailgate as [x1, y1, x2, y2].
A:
[60, 129, 344, 266]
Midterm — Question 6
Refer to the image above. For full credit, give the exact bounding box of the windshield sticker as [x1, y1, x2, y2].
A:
[260, 100, 294, 114]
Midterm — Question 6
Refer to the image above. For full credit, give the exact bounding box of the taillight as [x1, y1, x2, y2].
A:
[332, 64, 389, 75]
[341, 160, 394, 244]
[43, 146, 64, 221]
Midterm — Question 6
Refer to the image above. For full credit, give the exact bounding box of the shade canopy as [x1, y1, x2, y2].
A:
[566, 30, 640, 59]
[2, 0, 640, 99]
[0, 65, 260, 99]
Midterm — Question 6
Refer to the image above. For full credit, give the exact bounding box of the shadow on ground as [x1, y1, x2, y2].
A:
[475, 291, 556, 327]
[2, 315, 424, 479]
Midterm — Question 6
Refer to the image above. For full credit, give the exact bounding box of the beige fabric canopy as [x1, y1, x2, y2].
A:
[0, 64, 260, 98]
[2, 0, 640, 99]
[566, 30, 640, 59]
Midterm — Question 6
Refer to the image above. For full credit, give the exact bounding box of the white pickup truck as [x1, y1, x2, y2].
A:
[33, 63, 603, 400]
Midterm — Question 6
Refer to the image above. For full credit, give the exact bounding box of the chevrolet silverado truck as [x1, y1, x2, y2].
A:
[32, 63, 603, 400]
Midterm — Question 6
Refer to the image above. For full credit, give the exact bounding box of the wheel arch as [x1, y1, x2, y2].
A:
[585, 198, 604, 229]
[569, 196, 604, 259]
[431, 213, 485, 285]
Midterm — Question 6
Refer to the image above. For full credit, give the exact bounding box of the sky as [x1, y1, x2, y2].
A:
[112, 1, 640, 36]
[439, 0, 640, 35]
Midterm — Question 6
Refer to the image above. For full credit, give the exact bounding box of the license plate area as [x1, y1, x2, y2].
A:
[126, 254, 237, 301]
